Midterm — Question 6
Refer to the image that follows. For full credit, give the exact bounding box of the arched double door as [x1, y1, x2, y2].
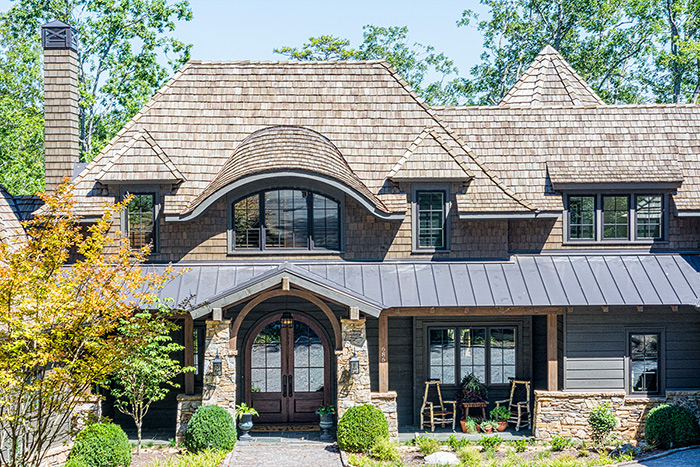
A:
[245, 313, 331, 424]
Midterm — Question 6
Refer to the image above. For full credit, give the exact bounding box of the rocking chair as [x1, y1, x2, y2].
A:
[420, 380, 456, 431]
[494, 379, 531, 431]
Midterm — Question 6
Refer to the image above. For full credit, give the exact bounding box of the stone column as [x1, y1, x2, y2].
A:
[201, 320, 236, 419]
[175, 394, 203, 443]
[337, 318, 371, 418]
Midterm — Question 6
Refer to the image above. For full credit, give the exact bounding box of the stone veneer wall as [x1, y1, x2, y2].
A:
[175, 394, 203, 443]
[337, 318, 371, 418]
[371, 391, 399, 437]
[534, 390, 700, 441]
[202, 320, 236, 418]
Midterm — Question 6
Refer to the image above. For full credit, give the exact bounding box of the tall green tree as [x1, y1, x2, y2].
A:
[4, 0, 193, 165]
[460, 0, 662, 104]
[275, 25, 470, 106]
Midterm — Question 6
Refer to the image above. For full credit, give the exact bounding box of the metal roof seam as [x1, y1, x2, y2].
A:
[532, 258, 552, 305]
[635, 255, 664, 304]
[566, 255, 589, 305]
[583, 256, 606, 305]
[430, 264, 441, 307]
[412, 264, 422, 307]
[651, 255, 682, 303]
[515, 258, 534, 306]
[499, 263, 515, 304]
[481, 263, 497, 306]
[447, 264, 459, 306]
[671, 255, 700, 299]
[601, 256, 626, 305]
[548, 256, 569, 306]
[617, 256, 645, 304]
[464, 264, 477, 306]
[394, 263, 403, 308]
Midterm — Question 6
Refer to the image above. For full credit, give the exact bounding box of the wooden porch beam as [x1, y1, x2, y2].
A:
[184, 314, 194, 395]
[378, 314, 389, 393]
[547, 314, 558, 392]
[384, 306, 564, 316]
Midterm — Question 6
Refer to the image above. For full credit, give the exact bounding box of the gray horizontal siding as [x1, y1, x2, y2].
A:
[564, 307, 700, 392]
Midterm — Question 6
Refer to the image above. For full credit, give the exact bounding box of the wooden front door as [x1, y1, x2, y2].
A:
[246, 314, 330, 424]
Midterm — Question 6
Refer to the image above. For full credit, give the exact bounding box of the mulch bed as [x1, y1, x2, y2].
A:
[129, 445, 183, 467]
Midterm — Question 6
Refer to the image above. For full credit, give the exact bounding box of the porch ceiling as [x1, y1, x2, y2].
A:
[144, 253, 700, 316]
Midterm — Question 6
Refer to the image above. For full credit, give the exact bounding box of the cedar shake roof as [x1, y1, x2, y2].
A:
[499, 45, 605, 107]
[184, 125, 389, 215]
[66, 60, 534, 218]
[387, 127, 474, 181]
[96, 130, 185, 184]
[435, 104, 700, 211]
[0, 186, 25, 245]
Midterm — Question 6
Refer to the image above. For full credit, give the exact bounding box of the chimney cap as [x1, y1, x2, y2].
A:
[41, 20, 78, 52]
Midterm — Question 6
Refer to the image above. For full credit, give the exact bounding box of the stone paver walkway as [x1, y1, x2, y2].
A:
[626, 447, 700, 467]
[228, 442, 342, 467]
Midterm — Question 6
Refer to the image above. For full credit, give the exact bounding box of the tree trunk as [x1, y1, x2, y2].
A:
[137, 420, 142, 455]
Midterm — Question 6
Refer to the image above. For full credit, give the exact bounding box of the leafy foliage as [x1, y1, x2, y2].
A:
[0, 185, 177, 467]
[147, 450, 226, 467]
[511, 439, 528, 452]
[275, 25, 469, 105]
[184, 405, 237, 453]
[369, 438, 400, 462]
[69, 422, 131, 467]
[109, 299, 193, 453]
[550, 434, 573, 451]
[490, 405, 511, 422]
[645, 404, 700, 448]
[337, 404, 389, 453]
[477, 434, 503, 449]
[446, 433, 472, 450]
[413, 435, 440, 456]
[588, 402, 618, 446]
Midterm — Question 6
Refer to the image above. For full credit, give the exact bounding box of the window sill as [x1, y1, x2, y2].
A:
[411, 249, 451, 254]
[562, 240, 668, 247]
[227, 249, 343, 256]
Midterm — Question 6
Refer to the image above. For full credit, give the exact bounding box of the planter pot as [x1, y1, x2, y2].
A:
[482, 426, 493, 433]
[497, 421, 507, 432]
[238, 413, 254, 440]
[460, 421, 476, 433]
[319, 413, 334, 441]
[476, 425, 482, 433]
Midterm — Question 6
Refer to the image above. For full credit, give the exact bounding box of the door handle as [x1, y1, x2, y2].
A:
[288, 375, 293, 397]
[283, 375, 287, 397]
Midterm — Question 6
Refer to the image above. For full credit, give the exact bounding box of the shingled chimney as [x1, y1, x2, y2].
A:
[41, 20, 80, 192]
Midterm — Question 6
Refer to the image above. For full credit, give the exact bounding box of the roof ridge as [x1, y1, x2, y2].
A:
[187, 59, 390, 66]
[376, 61, 537, 211]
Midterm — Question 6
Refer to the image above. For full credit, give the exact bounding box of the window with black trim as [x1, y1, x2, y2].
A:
[127, 193, 156, 250]
[567, 194, 665, 242]
[428, 326, 515, 385]
[629, 332, 660, 394]
[233, 189, 340, 251]
[416, 191, 446, 249]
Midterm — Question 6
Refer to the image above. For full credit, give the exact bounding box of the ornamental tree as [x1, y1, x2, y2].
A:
[0, 184, 176, 467]
[109, 299, 193, 454]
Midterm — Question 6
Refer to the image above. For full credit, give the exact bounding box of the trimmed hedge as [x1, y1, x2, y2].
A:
[336, 404, 389, 453]
[68, 422, 131, 467]
[184, 405, 237, 453]
[645, 404, 700, 449]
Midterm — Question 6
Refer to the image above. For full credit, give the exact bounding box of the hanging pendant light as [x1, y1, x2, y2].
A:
[280, 312, 294, 328]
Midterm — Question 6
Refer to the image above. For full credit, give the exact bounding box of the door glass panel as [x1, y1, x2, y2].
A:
[250, 322, 282, 393]
[293, 321, 325, 392]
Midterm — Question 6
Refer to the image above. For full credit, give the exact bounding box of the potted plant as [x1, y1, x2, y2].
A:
[480, 420, 496, 433]
[454, 373, 488, 424]
[235, 403, 259, 440]
[460, 416, 478, 433]
[490, 406, 511, 432]
[316, 405, 335, 441]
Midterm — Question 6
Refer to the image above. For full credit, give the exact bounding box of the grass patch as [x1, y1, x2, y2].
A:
[413, 435, 440, 456]
[147, 449, 226, 467]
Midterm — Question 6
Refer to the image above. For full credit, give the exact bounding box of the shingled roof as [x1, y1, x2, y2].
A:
[499, 45, 605, 107]
[0, 186, 25, 246]
[66, 60, 535, 218]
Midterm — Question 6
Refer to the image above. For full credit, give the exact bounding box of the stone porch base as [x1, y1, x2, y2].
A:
[176, 393, 203, 443]
[534, 390, 700, 441]
[372, 391, 398, 438]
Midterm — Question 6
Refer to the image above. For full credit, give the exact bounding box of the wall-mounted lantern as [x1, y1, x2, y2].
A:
[280, 312, 294, 329]
[212, 354, 222, 376]
[349, 353, 360, 375]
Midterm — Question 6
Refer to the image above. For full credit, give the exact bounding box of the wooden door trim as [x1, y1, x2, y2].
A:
[244, 312, 332, 421]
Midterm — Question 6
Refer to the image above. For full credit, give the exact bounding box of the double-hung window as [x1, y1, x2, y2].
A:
[415, 190, 447, 250]
[428, 326, 516, 385]
[567, 194, 665, 242]
[629, 332, 661, 394]
[127, 193, 156, 250]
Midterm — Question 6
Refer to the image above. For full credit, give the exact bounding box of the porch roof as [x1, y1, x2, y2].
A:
[148, 253, 700, 316]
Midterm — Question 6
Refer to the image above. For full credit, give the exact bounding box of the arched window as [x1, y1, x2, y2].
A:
[233, 189, 340, 251]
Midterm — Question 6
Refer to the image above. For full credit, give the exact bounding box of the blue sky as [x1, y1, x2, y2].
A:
[1, 0, 488, 77]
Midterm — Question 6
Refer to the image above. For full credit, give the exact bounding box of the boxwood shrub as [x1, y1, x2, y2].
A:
[336, 404, 389, 453]
[184, 405, 237, 453]
[645, 404, 700, 449]
[68, 422, 131, 467]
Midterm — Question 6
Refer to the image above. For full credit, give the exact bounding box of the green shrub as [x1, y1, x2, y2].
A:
[445, 434, 472, 451]
[456, 446, 482, 467]
[184, 405, 237, 453]
[337, 404, 389, 453]
[369, 438, 400, 461]
[69, 422, 131, 467]
[510, 439, 528, 453]
[550, 435, 572, 451]
[414, 435, 440, 456]
[477, 434, 503, 449]
[588, 402, 617, 446]
[645, 404, 700, 449]
[148, 449, 226, 467]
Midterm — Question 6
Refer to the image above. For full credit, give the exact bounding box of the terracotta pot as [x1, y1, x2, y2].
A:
[497, 421, 507, 432]
[460, 420, 467, 432]
[483, 426, 493, 433]
[476, 425, 482, 433]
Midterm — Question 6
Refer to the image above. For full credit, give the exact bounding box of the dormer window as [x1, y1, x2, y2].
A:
[232, 189, 340, 251]
[566, 194, 665, 243]
[127, 193, 156, 250]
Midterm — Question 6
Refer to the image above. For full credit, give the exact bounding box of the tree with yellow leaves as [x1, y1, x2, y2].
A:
[0, 184, 177, 467]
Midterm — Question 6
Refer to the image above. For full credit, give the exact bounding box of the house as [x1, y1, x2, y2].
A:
[4, 21, 700, 442]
